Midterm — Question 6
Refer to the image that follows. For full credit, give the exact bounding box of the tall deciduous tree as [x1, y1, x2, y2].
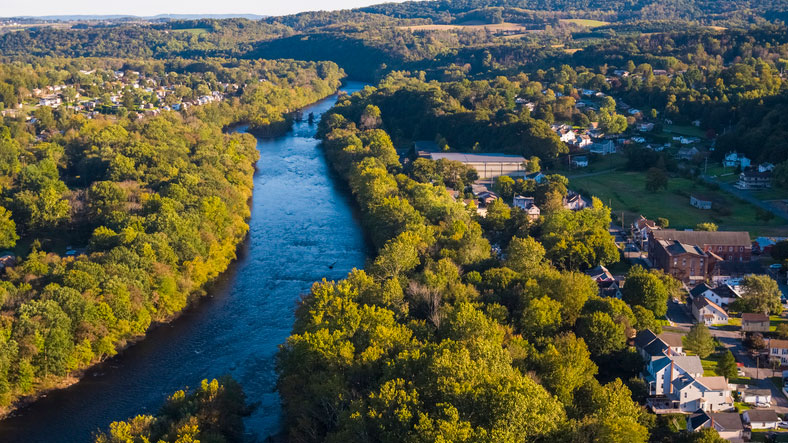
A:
[684, 323, 715, 358]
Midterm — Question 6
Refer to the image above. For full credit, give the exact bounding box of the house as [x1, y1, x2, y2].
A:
[741, 313, 769, 332]
[571, 156, 589, 168]
[758, 163, 775, 173]
[563, 192, 589, 211]
[553, 125, 577, 143]
[512, 196, 540, 221]
[723, 152, 751, 169]
[585, 265, 614, 283]
[632, 215, 660, 249]
[38, 95, 62, 107]
[588, 140, 616, 155]
[635, 329, 686, 361]
[642, 354, 703, 395]
[743, 409, 779, 430]
[677, 146, 700, 160]
[598, 280, 623, 298]
[739, 388, 772, 406]
[687, 410, 743, 440]
[476, 191, 499, 207]
[708, 285, 741, 307]
[523, 171, 546, 183]
[649, 236, 720, 283]
[648, 230, 752, 282]
[570, 134, 592, 148]
[690, 194, 713, 210]
[692, 297, 729, 325]
[425, 152, 527, 180]
[671, 376, 733, 413]
[768, 339, 788, 365]
[613, 69, 630, 77]
[735, 168, 772, 190]
[638, 122, 655, 132]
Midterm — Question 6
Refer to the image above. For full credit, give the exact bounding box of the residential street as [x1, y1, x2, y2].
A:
[665, 299, 788, 413]
[701, 175, 788, 222]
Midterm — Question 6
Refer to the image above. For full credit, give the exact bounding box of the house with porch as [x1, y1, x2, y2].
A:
[692, 297, 729, 326]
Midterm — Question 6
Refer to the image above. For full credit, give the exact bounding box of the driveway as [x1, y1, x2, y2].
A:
[665, 300, 788, 412]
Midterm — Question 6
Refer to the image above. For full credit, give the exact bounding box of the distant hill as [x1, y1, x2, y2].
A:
[6, 14, 267, 22]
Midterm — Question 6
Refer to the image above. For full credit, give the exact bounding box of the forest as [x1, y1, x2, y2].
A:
[0, 56, 343, 413]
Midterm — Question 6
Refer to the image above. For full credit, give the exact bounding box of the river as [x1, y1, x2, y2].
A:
[0, 81, 370, 443]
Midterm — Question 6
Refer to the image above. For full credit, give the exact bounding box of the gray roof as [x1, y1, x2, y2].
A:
[710, 412, 743, 430]
[745, 409, 779, 423]
[657, 332, 684, 348]
[652, 229, 751, 247]
[742, 388, 771, 396]
[427, 152, 526, 163]
[670, 355, 704, 375]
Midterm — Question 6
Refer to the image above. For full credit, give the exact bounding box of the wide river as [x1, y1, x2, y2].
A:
[0, 81, 370, 442]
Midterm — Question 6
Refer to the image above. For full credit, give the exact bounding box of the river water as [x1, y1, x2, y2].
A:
[0, 81, 369, 443]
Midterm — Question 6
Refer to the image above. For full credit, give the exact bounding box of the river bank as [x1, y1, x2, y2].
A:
[0, 81, 369, 443]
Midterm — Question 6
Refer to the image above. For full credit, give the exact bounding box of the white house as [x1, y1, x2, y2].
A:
[739, 388, 771, 406]
[588, 140, 616, 155]
[671, 376, 733, 412]
[643, 355, 703, 396]
[691, 297, 729, 325]
[691, 284, 741, 307]
[723, 152, 751, 169]
[571, 156, 589, 168]
[632, 215, 660, 249]
[512, 196, 540, 221]
[768, 339, 788, 365]
[743, 409, 779, 430]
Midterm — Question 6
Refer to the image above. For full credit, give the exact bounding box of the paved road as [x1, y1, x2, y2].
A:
[701, 175, 788, 222]
[665, 300, 788, 412]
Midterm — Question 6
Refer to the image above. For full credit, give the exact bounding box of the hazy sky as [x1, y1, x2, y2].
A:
[2, 0, 407, 17]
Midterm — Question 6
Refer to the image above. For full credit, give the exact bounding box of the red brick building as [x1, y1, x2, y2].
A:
[648, 230, 751, 283]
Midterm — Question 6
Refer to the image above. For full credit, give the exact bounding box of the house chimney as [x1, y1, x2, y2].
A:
[669, 361, 674, 394]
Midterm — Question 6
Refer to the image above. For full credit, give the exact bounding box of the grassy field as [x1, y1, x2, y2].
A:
[663, 124, 706, 138]
[559, 19, 611, 28]
[171, 28, 209, 36]
[401, 22, 528, 33]
[569, 171, 786, 236]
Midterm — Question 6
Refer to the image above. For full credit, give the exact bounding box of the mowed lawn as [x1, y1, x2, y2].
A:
[559, 18, 610, 28]
[570, 171, 786, 235]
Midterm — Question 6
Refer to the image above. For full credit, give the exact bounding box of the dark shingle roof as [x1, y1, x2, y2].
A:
[690, 283, 713, 298]
[652, 229, 751, 247]
[634, 329, 658, 349]
[688, 410, 711, 430]
[642, 338, 670, 357]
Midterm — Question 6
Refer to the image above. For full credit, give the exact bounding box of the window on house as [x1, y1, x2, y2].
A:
[682, 259, 686, 266]
[729, 247, 733, 252]
[740, 247, 744, 252]
[718, 246, 723, 252]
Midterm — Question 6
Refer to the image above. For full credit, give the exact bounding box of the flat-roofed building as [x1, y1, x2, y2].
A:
[424, 152, 527, 179]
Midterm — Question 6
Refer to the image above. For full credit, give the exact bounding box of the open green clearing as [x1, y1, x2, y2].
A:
[569, 171, 786, 236]
[663, 124, 706, 138]
[559, 19, 611, 28]
[171, 28, 209, 36]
